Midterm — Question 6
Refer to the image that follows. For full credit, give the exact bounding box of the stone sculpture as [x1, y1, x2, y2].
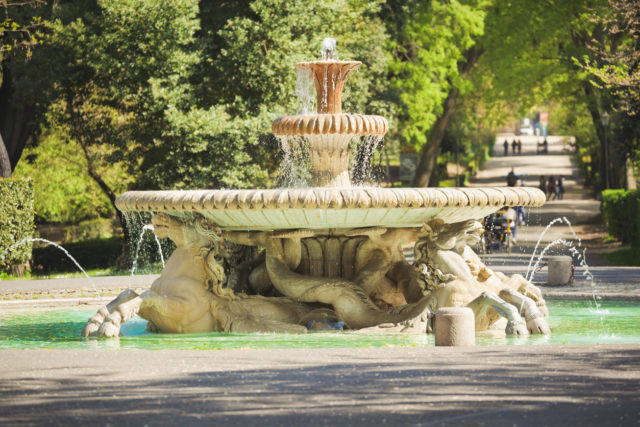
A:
[82, 39, 550, 338]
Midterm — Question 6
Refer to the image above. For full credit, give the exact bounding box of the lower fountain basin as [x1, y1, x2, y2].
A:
[115, 187, 545, 230]
[1, 299, 638, 349]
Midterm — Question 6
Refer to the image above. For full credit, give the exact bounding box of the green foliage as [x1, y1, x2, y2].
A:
[601, 189, 640, 247]
[12, 131, 117, 222]
[209, 0, 389, 116]
[389, 0, 488, 150]
[0, 0, 45, 60]
[606, 247, 640, 266]
[0, 178, 34, 274]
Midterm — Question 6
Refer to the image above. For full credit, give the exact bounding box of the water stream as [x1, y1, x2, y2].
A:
[130, 224, 165, 281]
[0, 237, 101, 298]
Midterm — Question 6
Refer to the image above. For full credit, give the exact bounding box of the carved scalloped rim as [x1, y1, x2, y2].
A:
[295, 60, 362, 70]
[115, 187, 546, 212]
[272, 114, 389, 136]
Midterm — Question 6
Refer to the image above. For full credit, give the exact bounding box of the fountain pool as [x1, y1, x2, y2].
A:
[3, 299, 639, 350]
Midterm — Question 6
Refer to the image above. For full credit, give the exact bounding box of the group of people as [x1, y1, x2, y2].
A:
[503, 139, 522, 156]
[539, 175, 565, 200]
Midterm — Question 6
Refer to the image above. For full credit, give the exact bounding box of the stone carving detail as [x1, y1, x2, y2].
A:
[411, 219, 550, 335]
[115, 187, 546, 214]
[82, 214, 432, 337]
[272, 114, 389, 136]
[83, 214, 549, 337]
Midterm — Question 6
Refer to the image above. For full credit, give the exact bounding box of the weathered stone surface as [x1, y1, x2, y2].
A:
[434, 307, 475, 346]
[548, 255, 574, 286]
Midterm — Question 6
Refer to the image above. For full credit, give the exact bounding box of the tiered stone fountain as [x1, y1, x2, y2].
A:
[82, 39, 550, 339]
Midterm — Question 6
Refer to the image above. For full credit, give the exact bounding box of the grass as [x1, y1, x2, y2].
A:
[606, 247, 640, 266]
[0, 264, 164, 281]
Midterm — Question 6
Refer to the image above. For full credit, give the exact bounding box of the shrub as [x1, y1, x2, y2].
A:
[601, 189, 640, 247]
[0, 178, 35, 275]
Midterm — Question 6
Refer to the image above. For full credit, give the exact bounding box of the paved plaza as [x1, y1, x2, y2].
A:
[0, 345, 639, 426]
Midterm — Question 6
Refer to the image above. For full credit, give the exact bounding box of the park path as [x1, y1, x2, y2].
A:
[468, 133, 611, 277]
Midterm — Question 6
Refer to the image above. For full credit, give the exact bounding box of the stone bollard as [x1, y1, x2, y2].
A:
[434, 307, 475, 346]
[547, 255, 573, 286]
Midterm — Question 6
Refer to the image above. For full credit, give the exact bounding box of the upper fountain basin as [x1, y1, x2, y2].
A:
[296, 60, 361, 115]
[272, 113, 388, 136]
[115, 187, 545, 231]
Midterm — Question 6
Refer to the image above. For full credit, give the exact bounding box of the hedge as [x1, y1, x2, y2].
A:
[31, 237, 123, 274]
[0, 178, 35, 275]
[601, 189, 640, 247]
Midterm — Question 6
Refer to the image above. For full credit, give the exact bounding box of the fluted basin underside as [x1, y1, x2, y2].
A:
[272, 114, 388, 136]
[116, 187, 545, 231]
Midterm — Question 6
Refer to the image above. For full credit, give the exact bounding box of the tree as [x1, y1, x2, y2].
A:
[578, 0, 640, 187]
[0, 0, 44, 178]
[386, 0, 489, 187]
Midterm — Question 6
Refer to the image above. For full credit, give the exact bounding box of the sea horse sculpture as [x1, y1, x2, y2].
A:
[83, 214, 549, 337]
[82, 214, 432, 337]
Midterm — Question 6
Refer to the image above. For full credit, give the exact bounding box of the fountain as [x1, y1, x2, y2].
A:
[82, 39, 550, 339]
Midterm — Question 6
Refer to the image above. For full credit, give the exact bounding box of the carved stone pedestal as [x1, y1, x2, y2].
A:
[434, 307, 475, 346]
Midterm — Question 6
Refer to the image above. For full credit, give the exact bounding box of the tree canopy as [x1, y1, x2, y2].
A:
[1, 0, 637, 227]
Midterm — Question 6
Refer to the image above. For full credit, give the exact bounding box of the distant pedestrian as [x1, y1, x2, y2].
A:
[547, 176, 557, 200]
[503, 140, 509, 156]
[557, 176, 565, 200]
[506, 168, 518, 187]
[511, 140, 517, 155]
[542, 138, 548, 154]
[539, 175, 546, 195]
[517, 139, 522, 155]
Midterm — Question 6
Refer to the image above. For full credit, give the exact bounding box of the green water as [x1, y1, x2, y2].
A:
[0, 299, 638, 350]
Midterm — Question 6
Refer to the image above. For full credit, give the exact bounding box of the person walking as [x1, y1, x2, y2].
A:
[539, 175, 546, 196]
[511, 139, 517, 155]
[517, 139, 522, 155]
[557, 176, 565, 200]
[547, 175, 557, 200]
[506, 168, 518, 187]
[503, 139, 509, 156]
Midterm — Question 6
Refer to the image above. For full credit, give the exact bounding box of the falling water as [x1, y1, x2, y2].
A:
[0, 237, 101, 298]
[130, 224, 165, 280]
[276, 135, 311, 188]
[351, 135, 383, 186]
[296, 67, 316, 114]
[123, 211, 167, 274]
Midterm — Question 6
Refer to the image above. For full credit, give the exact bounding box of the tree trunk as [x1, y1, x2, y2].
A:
[0, 131, 11, 178]
[0, 65, 34, 173]
[411, 46, 483, 187]
[580, 82, 610, 191]
[411, 88, 459, 187]
[74, 121, 132, 268]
